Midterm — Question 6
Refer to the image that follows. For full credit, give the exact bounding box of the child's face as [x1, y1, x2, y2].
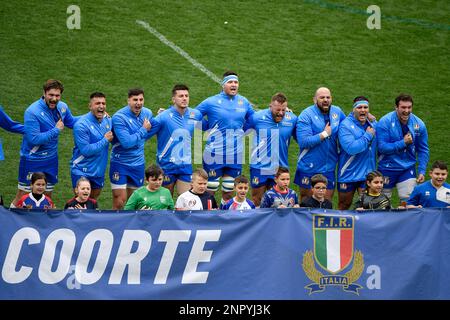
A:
[235, 182, 249, 201]
[191, 176, 208, 194]
[430, 168, 448, 187]
[312, 182, 327, 199]
[76, 181, 91, 202]
[367, 177, 384, 193]
[31, 179, 46, 195]
[147, 175, 163, 191]
[275, 173, 290, 190]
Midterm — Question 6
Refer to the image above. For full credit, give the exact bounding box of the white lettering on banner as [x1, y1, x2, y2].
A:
[38, 229, 76, 284]
[2, 227, 40, 284]
[76, 229, 114, 285]
[1, 228, 221, 285]
[182, 230, 221, 284]
[155, 230, 191, 284]
[109, 230, 152, 284]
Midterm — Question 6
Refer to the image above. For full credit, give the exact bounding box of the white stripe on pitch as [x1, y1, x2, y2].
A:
[136, 20, 222, 84]
[326, 230, 341, 273]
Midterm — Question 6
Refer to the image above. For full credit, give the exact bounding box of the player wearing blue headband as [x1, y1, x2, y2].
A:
[196, 71, 255, 206]
[337, 96, 377, 210]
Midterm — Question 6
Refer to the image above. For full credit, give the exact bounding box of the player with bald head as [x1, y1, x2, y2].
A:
[295, 87, 346, 201]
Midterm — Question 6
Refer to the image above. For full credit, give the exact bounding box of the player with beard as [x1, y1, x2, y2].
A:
[246, 92, 297, 207]
[196, 71, 254, 207]
[377, 94, 429, 204]
[12, 79, 79, 207]
[337, 96, 377, 210]
[70, 92, 113, 200]
[294, 87, 346, 201]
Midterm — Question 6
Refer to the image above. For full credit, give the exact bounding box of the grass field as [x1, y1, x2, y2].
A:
[0, 0, 449, 209]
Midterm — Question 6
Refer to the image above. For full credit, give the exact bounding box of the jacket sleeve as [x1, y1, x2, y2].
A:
[376, 119, 406, 154]
[24, 110, 60, 145]
[406, 186, 420, 206]
[416, 124, 429, 175]
[338, 123, 374, 155]
[74, 122, 109, 157]
[0, 107, 25, 134]
[62, 106, 80, 129]
[112, 115, 147, 149]
[146, 116, 161, 139]
[296, 113, 322, 149]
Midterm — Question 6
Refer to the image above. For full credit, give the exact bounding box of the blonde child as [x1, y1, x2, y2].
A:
[65, 177, 98, 209]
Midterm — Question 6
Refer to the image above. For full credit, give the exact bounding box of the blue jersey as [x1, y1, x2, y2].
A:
[150, 106, 203, 175]
[260, 186, 299, 208]
[247, 109, 297, 173]
[221, 197, 255, 210]
[20, 97, 78, 161]
[0, 105, 24, 160]
[338, 113, 377, 183]
[110, 106, 156, 167]
[377, 111, 429, 175]
[17, 193, 54, 209]
[71, 112, 112, 178]
[296, 104, 346, 174]
[407, 181, 450, 208]
[196, 92, 254, 168]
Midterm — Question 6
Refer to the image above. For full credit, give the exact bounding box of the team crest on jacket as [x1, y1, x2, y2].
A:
[332, 113, 338, 120]
[252, 176, 259, 186]
[209, 169, 216, 178]
[302, 214, 364, 295]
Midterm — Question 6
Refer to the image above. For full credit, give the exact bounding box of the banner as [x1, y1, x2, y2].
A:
[1, 206, 449, 299]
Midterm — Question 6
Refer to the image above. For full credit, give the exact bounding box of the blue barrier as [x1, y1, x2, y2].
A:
[1, 206, 449, 299]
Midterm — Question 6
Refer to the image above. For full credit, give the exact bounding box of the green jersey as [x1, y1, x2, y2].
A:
[124, 186, 174, 210]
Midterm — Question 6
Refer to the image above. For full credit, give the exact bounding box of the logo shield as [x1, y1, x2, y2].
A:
[313, 215, 354, 274]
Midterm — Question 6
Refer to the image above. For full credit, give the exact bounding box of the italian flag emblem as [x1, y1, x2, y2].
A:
[314, 215, 354, 274]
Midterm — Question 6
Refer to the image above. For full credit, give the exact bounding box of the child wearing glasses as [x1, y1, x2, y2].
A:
[300, 174, 333, 209]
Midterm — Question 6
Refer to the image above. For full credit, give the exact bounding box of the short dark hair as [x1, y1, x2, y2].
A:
[353, 96, 369, 103]
[43, 79, 64, 93]
[31, 172, 47, 185]
[145, 164, 164, 180]
[395, 94, 413, 107]
[90, 92, 106, 100]
[366, 170, 383, 183]
[431, 160, 448, 171]
[271, 92, 287, 104]
[234, 175, 249, 185]
[172, 84, 189, 96]
[128, 88, 144, 98]
[311, 174, 328, 187]
[223, 70, 238, 77]
[275, 167, 290, 178]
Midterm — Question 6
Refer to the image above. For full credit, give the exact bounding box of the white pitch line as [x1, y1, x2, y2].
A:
[136, 20, 222, 85]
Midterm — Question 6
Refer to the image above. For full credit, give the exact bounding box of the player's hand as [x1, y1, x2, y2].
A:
[366, 126, 375, 136]
[143, 118, 151, 131]
[56, 119, 64, 130]
[367, 113, 377, 122]
[403, 132, 413, 145]
[324, 122, 331, 136]
[416, 174, 425, 183]
[104, 131, 114, 142]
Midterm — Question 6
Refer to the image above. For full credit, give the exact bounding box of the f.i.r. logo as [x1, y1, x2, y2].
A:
[302, 214, 364, 294]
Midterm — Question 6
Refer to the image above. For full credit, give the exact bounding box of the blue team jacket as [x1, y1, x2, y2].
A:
[20, 97, 77, 161]
[0, 105, 24, 160]
[377, 111, 429, 175]
[110, 106, 155, 167]
[338, 113, 377, 183]
[150, 106, 203, 174]
[296, 104, 346, 174]
[71, 112, 112, 177]
[246, 108, 297, 171]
